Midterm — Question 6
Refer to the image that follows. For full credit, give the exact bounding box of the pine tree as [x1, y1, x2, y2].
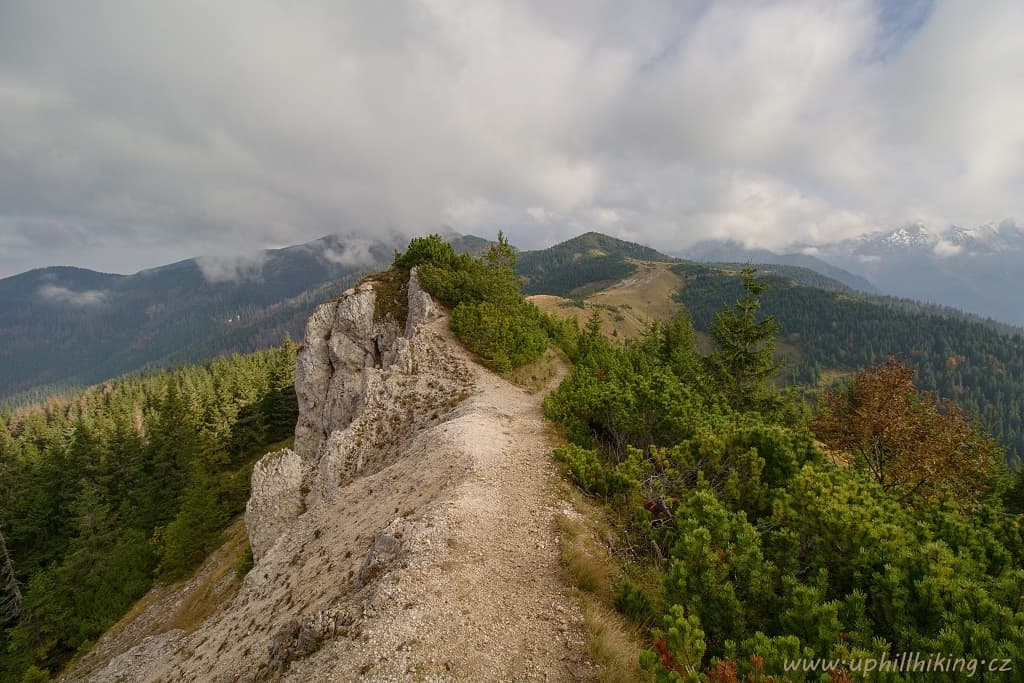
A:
[159, 459, 229, 579]
[706, 267, 781, 412]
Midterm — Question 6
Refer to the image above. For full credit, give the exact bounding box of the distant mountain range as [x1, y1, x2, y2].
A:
[4, 223, 1021, 403]
[681, 218, 1024, 326]
[0, 231, 496, 403]
[679, 240, 877, 294]
[0, 234, 384, 402]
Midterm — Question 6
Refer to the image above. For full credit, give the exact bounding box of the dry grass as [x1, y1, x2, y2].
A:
[556, 514, 613, 600]
[582, 600, 653, 683]
[358, 267, 410, 324]
[588, 260, 683, 325]
[164, 518, 251, 633]
[528, 260, 685, 342]
[503, 347, 563, 394]
[553, 483, 652, 683]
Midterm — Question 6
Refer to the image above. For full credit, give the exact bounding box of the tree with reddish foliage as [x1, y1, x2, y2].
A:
[812, 358, 1001, 505]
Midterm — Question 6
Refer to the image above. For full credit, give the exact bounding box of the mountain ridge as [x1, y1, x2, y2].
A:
[63, 270, 593, 681]
[0, 231, 494, 402]
[684, 218, 1023, 325]
[6, 225, 1021, 401]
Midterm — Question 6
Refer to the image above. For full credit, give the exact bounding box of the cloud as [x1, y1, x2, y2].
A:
[933, 240, 963, 258]
[38, 285, 108, 305]
[0, 0, 1022, 276]
[196, 252, 267, 283]
[322, 239, 378, 268]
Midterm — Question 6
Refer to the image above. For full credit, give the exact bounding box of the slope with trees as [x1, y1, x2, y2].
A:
[0, 340, 298, 682]
[0, 231, 496, 405]
[675, 263, 1024, 464]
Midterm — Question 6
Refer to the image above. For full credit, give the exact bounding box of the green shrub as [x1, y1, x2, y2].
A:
[19, 666, 50, 683]
[395, 232, 554, 373]
[449, 301, 548, 372]
[393, 234, 456, 270]
[236, 543, 254, 580]
[554, 444, 635, 497]
[613, 580, 653, 625]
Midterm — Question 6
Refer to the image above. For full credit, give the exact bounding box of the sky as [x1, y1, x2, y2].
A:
[1, 0, 1022, 277]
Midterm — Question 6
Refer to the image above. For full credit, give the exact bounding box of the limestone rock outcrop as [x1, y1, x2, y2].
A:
[245, 268, 447, 560]
[245, 449, 304, 561]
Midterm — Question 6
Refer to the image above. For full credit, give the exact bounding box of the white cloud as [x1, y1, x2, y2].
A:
[322, 239, 378, 268]
[526, 207, 551, 223]
[933, 240, 963, 258]
[196, 252, 266, 283]
[0, 0, 1022, 275]
[589, 207, 621, 227]
[38, 285, 108, 305]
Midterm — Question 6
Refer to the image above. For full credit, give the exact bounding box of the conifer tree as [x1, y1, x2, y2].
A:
[159, 459, 229, 579]
[706, 267, 781, 411]
[261, 334, 299, 442]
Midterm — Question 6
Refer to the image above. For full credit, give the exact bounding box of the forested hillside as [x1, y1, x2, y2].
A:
[680, 239, 877, 293]
[0, 341, 298, 682]
[702, 263, 858, 294]
[516, 232, 675, 297]
[0, 237, 385, 402]
[674, 263, 1024, 464]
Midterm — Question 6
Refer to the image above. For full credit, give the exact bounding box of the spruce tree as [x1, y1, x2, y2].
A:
[706, 267, 781, 412]
[260, 335, 299, 443]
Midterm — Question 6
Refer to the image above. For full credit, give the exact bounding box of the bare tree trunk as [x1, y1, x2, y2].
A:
[0, 527, 21, 623]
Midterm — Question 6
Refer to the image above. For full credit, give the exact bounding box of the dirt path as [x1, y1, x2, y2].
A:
[286, 326, 593, 682]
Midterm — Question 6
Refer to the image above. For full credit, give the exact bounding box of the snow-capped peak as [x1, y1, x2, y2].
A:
[789, 218, 1023, 258]
[882, 222, 936, 248]
[947, 219, 1024, 252]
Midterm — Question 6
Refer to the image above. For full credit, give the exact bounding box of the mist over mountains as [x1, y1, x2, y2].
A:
[0, 234, 393, 401]
[682, 218, 1024, 325]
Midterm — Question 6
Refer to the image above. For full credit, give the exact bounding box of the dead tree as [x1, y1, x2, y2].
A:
[0, 527, 21, 623]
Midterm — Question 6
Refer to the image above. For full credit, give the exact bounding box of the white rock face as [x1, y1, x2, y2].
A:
[404, 267, 440, 336]
[245, 449, 304, 561]
[247, 268, 444, 560]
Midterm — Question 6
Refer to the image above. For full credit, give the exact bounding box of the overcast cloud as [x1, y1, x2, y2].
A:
[1, 0, 1022, 277]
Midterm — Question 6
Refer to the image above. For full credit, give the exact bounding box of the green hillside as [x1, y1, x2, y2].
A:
[675, 263, 1024, 464]
[546, 271, 1024, 680]
[516, 232, 676, 297]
